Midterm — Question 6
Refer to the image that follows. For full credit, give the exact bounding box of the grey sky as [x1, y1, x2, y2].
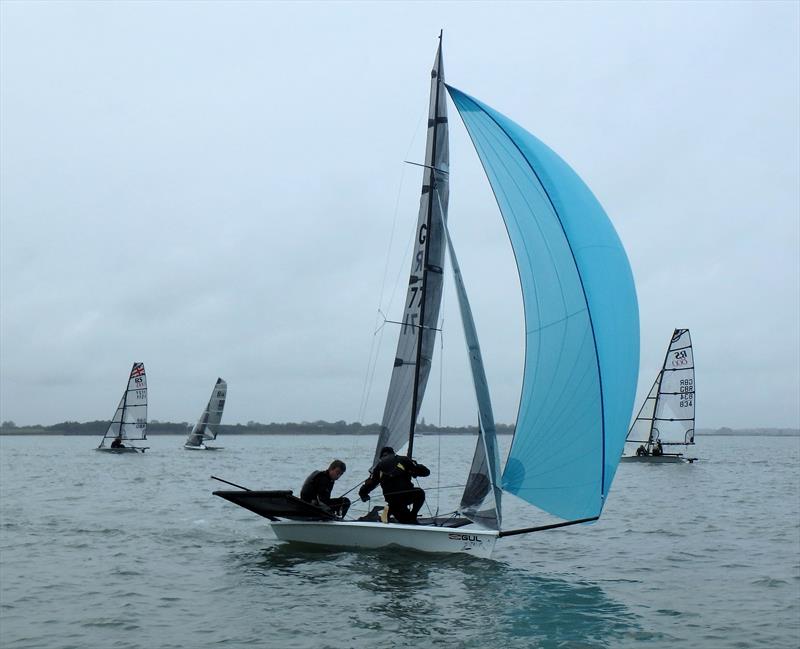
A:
[1, 1, 798, 429]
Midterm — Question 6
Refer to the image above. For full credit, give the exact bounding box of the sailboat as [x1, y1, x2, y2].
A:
[96, 362, 149, 453]
[184, 378, 228, 450]
[621, 329, 696, 463]
[214, 35, 639, 557]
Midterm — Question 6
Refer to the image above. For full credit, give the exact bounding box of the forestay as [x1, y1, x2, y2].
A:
[100, 362, 148, 445]
[447, 86, 639, 522]
[186, 378, 228, 446]
[374, 39, 449, 464]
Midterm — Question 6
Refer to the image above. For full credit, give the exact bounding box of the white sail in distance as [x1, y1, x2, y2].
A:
[186, 378, 228, 447]
[626, 329, 695, 451]
[99, 362, 147, 446]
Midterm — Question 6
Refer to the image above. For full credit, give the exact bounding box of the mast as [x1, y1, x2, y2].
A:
[118, 362, 133, 438]
[645, 372, 663, 451]
[408, 32, 443, 459]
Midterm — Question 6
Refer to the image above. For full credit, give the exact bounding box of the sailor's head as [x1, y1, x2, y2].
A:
[328, 459, 346, 480]
[379, 446, 394, 458]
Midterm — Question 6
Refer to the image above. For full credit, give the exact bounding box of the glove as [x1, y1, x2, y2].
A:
[358, 486, 370, 502]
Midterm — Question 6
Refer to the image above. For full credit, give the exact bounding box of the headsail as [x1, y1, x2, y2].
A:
[186, 377, 228, 447]
[374, 37, 449, 464]
[447, 86, 639, 521]
[626, 329, 694, 452]
[445, 226, 502, 530]
[99, 362, 147, 447]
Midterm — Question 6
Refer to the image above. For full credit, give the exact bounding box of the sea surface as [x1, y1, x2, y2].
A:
[1, 434, 798, 649]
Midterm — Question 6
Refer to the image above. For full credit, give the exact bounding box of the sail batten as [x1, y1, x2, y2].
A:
[447, 85, 639, 521]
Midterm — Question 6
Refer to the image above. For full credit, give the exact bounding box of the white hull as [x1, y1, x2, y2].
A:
[96, 446, 147, 454]
[184, 444, 223, 450]
[620, 454, 694, 464]
[270, 520, 498, 558]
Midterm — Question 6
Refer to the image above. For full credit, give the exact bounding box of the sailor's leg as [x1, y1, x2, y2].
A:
[409, 488, 425, 519]
[329, 497, 351, 518]
[386, 495, 414, 523]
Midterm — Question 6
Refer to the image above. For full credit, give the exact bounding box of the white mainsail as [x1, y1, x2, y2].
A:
[373, 38, 449, 464]
[185, 378, 228, 448]
[98, 362, 147, 448]
[625, 329, 695, 454]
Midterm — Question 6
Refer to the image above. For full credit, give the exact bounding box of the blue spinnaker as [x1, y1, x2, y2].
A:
[447, 85, 639, 521]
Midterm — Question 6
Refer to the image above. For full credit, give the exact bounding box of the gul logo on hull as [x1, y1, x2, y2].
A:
[448, 533, 483, 544]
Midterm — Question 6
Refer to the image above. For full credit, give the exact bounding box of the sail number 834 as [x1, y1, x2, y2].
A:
[679, 378, 694, 407]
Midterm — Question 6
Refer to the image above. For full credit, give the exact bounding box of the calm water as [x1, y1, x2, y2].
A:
[1, 434, 798, 649]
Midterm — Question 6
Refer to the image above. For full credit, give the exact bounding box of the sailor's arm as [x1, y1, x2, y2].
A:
[410, 460, 430, 477]
[358, 473, 379, 501]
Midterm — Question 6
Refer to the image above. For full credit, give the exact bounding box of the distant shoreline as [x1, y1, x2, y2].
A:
[0, 421, 797, 437]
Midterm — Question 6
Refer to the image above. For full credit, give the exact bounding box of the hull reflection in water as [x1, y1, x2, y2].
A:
[249, 544, 644, 647]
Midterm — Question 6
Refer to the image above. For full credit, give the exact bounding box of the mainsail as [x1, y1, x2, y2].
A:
[99, 362, 148, 447]
[374, 37, 449, 464]
[626, 329, 694, 451]
[448, 86, 640, 522]
[445, 226, 502, 530]
[186, 377, 228, 447]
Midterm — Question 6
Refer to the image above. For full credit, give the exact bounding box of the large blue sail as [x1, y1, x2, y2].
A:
[447, 86, 639, 521]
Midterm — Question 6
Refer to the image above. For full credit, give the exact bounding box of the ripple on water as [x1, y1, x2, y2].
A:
[751, 576, 789, 587]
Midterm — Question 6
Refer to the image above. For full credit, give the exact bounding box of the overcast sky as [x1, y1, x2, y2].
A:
[1, 1, 798, 429]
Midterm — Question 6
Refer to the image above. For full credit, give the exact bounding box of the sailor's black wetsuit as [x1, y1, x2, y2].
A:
[300, 470, 350, 518]
[358, 454, 430, 524]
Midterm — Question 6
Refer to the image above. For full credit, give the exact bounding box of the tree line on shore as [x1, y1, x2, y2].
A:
[0, 420, 797, 437]
[0, 419, 516, 436]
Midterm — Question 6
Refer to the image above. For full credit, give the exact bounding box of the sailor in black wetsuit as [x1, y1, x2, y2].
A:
[300, 460, 350, 518]
[358, 446, 430, 524]
[110, 435, 125, 449]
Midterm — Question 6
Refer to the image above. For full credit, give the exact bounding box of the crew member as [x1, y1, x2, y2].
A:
[358, 446, 430, 524]
[300, 459, 350, 518]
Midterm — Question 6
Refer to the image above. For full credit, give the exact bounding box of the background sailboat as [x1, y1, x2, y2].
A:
[622, 329, 696, 463]
[96, 362, 149, 453]
[214, 36, 639, 557]
[184, 378, 228, 450]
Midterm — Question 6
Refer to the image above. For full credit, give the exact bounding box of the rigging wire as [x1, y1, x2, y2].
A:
[436, 318, 444, 517]
[355, 107, 426, 428]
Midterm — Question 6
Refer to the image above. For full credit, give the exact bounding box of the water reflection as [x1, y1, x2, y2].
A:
[245, 543, 644, 648]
